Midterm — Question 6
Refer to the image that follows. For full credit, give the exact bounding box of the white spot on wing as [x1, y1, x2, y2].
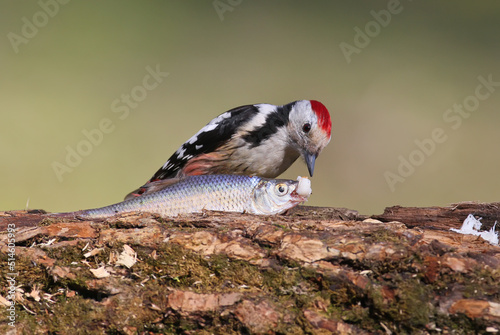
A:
[176, 147, 186, 158]
[199, 123, 217, 133]
[210, 111, 232, 123]
[185, 123, 218, 146]
[187, 135, 198, 145]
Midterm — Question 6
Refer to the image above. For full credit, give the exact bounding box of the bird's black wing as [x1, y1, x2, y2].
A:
[150, 104, 260, 181]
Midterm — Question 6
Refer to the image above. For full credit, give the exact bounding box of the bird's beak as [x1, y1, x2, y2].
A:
[304, 152, 316, 177]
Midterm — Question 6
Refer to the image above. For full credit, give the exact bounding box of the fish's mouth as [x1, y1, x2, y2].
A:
[291, 176, 312, 203]
[290, 190, 309, 203]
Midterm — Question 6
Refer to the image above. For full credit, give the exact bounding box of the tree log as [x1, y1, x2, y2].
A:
[1, 203, 499, 334]
[372, 202, 500, 230]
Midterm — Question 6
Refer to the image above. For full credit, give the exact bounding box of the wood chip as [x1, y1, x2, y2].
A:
[116, 244, 137, 268]
[84, 248, 104, 258]
[90, 266, 111, 279]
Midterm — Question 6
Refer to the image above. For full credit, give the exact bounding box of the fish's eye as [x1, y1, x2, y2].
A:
[302, 123, 311, 133]
[275, 183, 288, 196]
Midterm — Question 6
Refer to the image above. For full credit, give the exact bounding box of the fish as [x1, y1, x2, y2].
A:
[53, 175, 312, 219]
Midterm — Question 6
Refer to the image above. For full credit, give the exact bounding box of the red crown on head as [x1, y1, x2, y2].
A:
[310, 100, 331, 137]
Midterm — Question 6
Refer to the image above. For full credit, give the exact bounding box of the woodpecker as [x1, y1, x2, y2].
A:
[125, 100, 331, 199]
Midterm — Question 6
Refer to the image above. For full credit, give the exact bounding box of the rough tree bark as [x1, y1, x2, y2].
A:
[1, 203, 499, 334]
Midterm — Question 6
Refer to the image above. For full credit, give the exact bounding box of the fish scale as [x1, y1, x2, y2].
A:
[54, 174, 310, 219]
[83, 175, 258, 218]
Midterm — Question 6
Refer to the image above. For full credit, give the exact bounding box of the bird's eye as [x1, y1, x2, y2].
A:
[275, 183, 288, 196]
[302, 123, 311, 133]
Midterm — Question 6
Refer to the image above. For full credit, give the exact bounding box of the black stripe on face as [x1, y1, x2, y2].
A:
[242, 103, 294, 148]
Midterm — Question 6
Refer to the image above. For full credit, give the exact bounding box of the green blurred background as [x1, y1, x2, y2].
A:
[1, 1, 499, 215]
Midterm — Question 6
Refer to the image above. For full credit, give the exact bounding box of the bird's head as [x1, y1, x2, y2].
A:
[287, 100, 332, 176]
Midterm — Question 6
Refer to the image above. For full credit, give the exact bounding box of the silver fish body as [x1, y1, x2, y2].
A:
[59, 175, 311, 219]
